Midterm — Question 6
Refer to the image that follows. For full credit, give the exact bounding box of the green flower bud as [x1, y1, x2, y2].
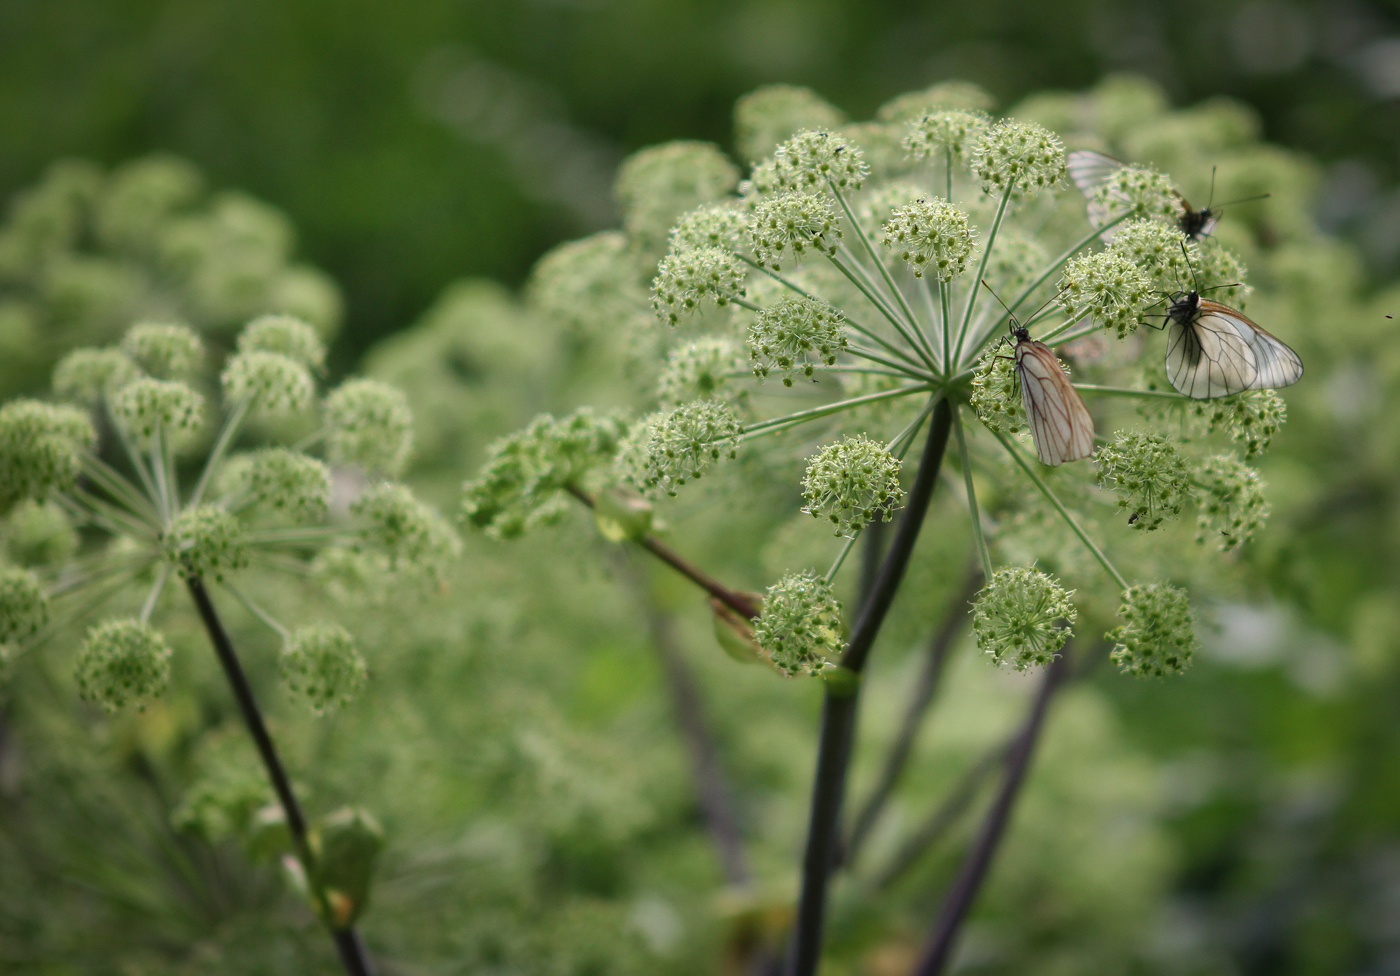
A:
[164, 505, 248, 581]
[972, 566, 1076, 671]
[878, 82, 994, 122]
[748, 191, 841, 270]
[669, 204, 749, 253]
[0, 400, 95, 509]
[461, 408, 628, 539]
[801, 435, 905, 536]
[1107, 219, 1195, 292]
[970, 121, 1066, 201]
[237, 314, 326, 371]
[1108, 583, 1197, 677]
[52, 347, 141, 404]
[748, 295, 847, 386]
[753, 570, 844, 676]
[352, 484, 461, 577]
[614, 141, 739, 256]
[221, 351, 315, 415]
[1093, 430, 1194, 531]
[881, 197, 976, 280]
[657, 337, 745, 407]
[1087, 166, 1180, 227]
[734, 85, 845, 163]
[0, 566, 48, 643]
[280, 625, 367, 715]
[110, 377, 204, 449]
[310, 807, 385, 927]
[903, 110, 991, 166]
[651, 246, 747, 325]
[1198, 389, 1285, 459]
[243, 448, 331, 522]
[526, 231, 650, 336]
[771, 129, 868, 192]
[2, 500, 77, 567]
[323, 379, 414, 477]
[1057, 250, 1154, 339]
[970, 347, 1027, 434]
[75, 618, 172, 712]
[120, 322, 203, 379]
[1194, 455, 1269, 551]
[617, 400, 742, 497]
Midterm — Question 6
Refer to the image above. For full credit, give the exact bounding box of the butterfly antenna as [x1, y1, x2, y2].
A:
[981, 278, 1022, 332]
[1179, 240, 1202, 292]
[1207, 165, 1217, 209]
[1216, 192, 1271, 208]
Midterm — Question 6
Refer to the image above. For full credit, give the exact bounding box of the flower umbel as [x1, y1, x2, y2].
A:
[618, 401, 742, 497]
[801, 435, 905, 536]
[1093, 430, 1194, 531]
[280, 625, 367, 715]
[753, 571, 844, 676]
[748, 192, 841, 270]
[973, 567, 1076, 671]
[748, 296, 847, 386]
[1194, 455, 1269, 551]
[75, 618, 172, 712]
[882, 198, 975, 280]
[1109, 583, 1198, 677]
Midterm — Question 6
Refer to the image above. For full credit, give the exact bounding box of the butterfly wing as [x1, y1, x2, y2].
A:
[1067, 150, 1127, 241]
[1199, 299, 1303, 390]
[1016, 340, 1096, 465]
[1165, 301, 1302, 399]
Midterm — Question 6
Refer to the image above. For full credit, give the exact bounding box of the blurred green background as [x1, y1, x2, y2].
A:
[5, 3, 1400, 975]
[2, 0, 1397, 363]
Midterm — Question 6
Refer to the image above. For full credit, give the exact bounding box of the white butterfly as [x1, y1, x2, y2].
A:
[1162, 290, 1303, 399]
[1011, 325, 1096, 465]
[1067, 149, 1219, 242]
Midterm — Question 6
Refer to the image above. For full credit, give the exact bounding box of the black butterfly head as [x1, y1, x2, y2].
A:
[1167, 290, 1201, 324]
[1179, 207, 1216, 240]
[1011, 324, 1031, 343]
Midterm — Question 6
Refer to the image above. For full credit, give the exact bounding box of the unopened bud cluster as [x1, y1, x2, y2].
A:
[753, 571, 844, 676]
[801, 435, 905, 536]
[972, 567, 1076, 671]
[280, 625, 367, 715]
[1093, 430, 1193, 531]
[1108, 583, 1198, 677]
[618, 400, 742, 497]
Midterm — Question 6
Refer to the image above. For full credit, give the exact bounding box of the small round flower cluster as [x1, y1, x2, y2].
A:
[618, 400, 742, 497]
[748, 192, 841, 270]
[111, 378, 204, 448]
[222, 351, 315, 415]
[164, 505, 249, 581]
[669, 205, 748, 252]
[801, 435, 905, 537]
[0, 566, 48, 642]
[747, 296, 847, 386]
[770, 130, 868, 192]
[651, 247, 747, 325]
[1194, 455, 1270, 551]
[0, 400, 95, 512]
[74, 618, 172, 712]
[904, 110, 990, 166]
[1057, 250, 1154, 339]
[241, 448, 332, 523]
[752, 571, 844, 676]
[1197, 390, 1285, 459]
[1107, 220, 1196, 293]
[121, 322, 203, 379]
[1088, 166, 1180, 227]
[972, 566, 1076, 671]
[237, 314, 327, 371]
[1108, 583, 1198, 677]
[881, 198, 976, 280]
[656, 337, 746, 406]
[462, 408, 629, 538]
[324, 379, 414, 477]
[1093, 430, 1193, 531]
[970, 121, 1066, 201]
[279, 625, 367, 715]
[53, 348, 141, 404]
[351, 484, 461, 579]
[970, 348, 1028, 434]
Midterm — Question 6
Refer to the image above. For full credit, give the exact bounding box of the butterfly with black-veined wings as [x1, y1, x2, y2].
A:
[1067, 149, 1259, 242]
[1160, 289, 1303, 399]
[983, 281, 1096, 465]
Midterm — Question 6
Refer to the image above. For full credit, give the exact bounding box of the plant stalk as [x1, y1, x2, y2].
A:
[785, 397, 953, 976]
[184, 575, 374, 976]
[911, 648, 1069, 976]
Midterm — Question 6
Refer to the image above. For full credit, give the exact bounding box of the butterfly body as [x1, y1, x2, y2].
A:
[1163, 290, 1303, 399]
[1011, 325, 1096, 465]
[1067, 150, 1220, 241]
